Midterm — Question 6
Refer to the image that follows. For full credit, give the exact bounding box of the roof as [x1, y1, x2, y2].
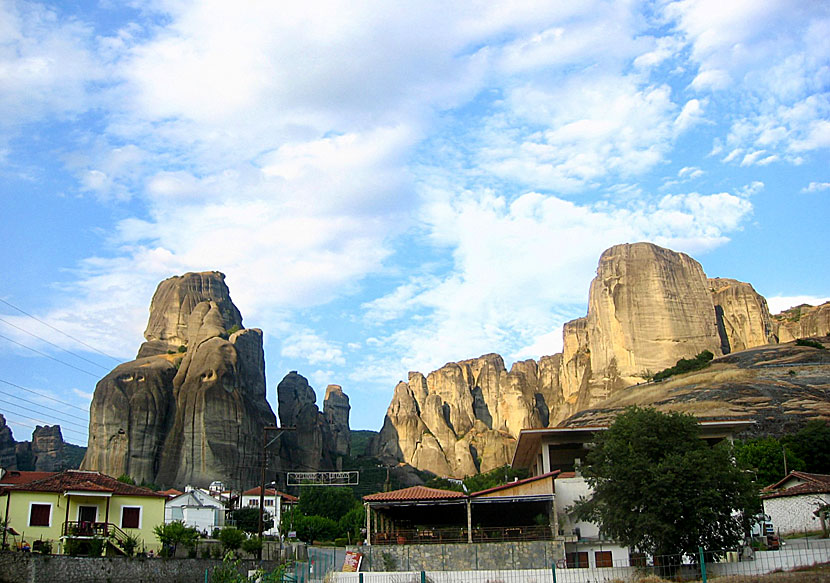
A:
[511, 419, 755, 469]
[3, 470, 167, 497]
[242, 487, 298, 502]
[364, 485, 466, 503]
[0, 470, 56, 486]
[470, 471, 560, 497]
[159, 488, 183, 498]
[762, 471, 830, 499]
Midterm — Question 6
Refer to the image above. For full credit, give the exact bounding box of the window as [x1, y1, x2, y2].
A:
[247, 499, 258, 507]
[595, 551, 613, 568]
[29, 504, 51, 527]
[121, 507, 141, 529]
[566, 551, 588, 569]
[264, 499, 273, 506]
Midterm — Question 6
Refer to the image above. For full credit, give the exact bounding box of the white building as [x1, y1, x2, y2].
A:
[165, 486, 226, 534]
[239, 487, 298, 537]
[762, 471, 830, 536]
[511, 420, 753, 569]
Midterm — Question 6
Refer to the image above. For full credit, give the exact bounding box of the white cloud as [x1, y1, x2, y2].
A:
[678, 166, 704, 179]
[802, 182, 830, 193]
[767, 296, 830, 315]
[280, 330, 345, 367]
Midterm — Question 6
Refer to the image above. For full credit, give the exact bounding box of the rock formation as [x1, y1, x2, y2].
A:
[0, 415, 17, 469]
[29, 425, 66, 472]
[276, 373, 352, 473]
[373, 242, 802, 477]
[82, 271, 277, 489]
[774, 302, 830, 343]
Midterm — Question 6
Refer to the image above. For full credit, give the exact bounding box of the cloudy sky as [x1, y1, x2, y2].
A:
[1, 0, 828, 444]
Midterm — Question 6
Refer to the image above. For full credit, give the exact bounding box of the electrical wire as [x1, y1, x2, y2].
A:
[0, 378, 90, 414]
[0, 399, 88, 432]
[0, 389, 89, 424]
[0, 297, 121, 363]
[0, 333, 101, 378]
[1, 411, 88, 441]
[0, 316, 112, 372]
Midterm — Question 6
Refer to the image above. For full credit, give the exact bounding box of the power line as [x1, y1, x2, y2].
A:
[0, 389, 89, 424]
[0, 411, 88, 441]
[0, 297, 121, 363]
[0, 333, 101, 378]
[0, 378, 90, 414]
[0, 399, 89, 432]
[0, 316, 112, 372]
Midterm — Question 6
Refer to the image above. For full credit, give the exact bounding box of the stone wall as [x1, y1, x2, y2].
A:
[0, 553, 281, 583]
[351, 540, 564, 572]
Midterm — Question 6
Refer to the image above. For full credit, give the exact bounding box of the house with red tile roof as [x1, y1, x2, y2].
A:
[0, 469, 166, 555]
[240, 486, 298, 536]
[762, 471, 830, 535]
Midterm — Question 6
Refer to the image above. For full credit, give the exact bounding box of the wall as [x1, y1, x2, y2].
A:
[764, 494, 830, 535]
[352, 540, 564, 571]
[2, 491, 64, 545]
[0, 553, 282, 583]
[554, 477, 599, 538]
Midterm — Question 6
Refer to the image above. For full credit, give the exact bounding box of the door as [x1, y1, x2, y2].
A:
[78, 506, 97, 535]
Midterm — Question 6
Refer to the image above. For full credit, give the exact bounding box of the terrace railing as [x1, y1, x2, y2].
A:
[371, 525, 553, 545]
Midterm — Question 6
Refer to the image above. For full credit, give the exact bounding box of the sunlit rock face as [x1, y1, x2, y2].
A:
[373, 242, 795, 478]
[709, 277, 775, 353]
[82, 272, 276, 490]
[774, 302, 830, 343]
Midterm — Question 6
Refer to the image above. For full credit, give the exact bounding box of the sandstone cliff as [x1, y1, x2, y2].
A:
[0, 415, 84, 472]
[373, 242, 798, 477]
[0, 415, 16, 469]
[82, 271, 277, 489]
[774, 302, 830, 343]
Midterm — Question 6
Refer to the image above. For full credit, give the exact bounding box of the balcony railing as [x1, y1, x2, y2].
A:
[62, 521, 129, 546]
[371, 525, 553, 545]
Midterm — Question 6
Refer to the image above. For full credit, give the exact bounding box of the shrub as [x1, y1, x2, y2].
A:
[241, 536, 262, 557]
[653, 350, 714, 381]
[178, 344, 187, 353]
[218, 527, 245, 553]
[120, 533, 140, 557]
[88, 536, 105, 557]
[796, 338, 825, 349]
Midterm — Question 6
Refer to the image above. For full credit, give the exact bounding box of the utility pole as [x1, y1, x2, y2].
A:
[258, 425, 294, 561]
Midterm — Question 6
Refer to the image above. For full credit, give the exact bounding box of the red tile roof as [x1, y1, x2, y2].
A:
[159, 488, 184, 498]
[0, 470, 56, 485]
[5, 470, 166, 497]
[364, 485, 466, 502]
[470, 470, 560, 497]
[761, 471, 830, 499]
[242, 487, 298, 502]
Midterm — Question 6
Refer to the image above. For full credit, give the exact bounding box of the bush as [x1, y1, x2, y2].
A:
[334, 537, 348, 547]
[120, 533, 140, 558]
[796, 338, 825, 349]
[88, 537, 105, 557]
[177, 344, 187, 353]
[241, 536, 262, 557]
[217, 527, 245, 553]
[653, 350, 714, 381]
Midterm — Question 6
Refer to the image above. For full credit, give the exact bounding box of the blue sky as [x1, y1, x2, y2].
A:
[1, 0, 828, 444]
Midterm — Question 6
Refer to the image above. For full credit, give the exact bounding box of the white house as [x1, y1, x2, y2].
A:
[240, 487, 298, 537]
[762, 471, 830, 536]
[511, 420, 753, 569]
[165, 486, 226, 534]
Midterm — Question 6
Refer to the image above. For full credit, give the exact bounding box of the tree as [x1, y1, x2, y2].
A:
[734, 437, 805, 487]
[153, 521, 199, 557]
[298, 486, 358, 521]
[784, 420, 830, 475]
[217, 526, 246, 554]
[573, 407, 757, 559]
[231, 507, 273, 534]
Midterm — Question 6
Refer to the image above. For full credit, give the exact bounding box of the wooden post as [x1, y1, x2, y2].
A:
[466, 499, 472, 543]
[365, 503, 371, 546]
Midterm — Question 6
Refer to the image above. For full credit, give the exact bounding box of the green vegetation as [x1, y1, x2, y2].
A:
[154, 521, 200, 557]
[573, 406, 756, 559]
[425, 464, 529, 493]
[279, 485, 365, 544]
[652, 350, 714, 381]
[735, 420, 830, 487]
[240, 536, 262, 557]
[349, 430, 376, 457]
[230, 507, 273, 534]
[117, 474, 136, 485]
[217, 527, 245, 554]
[177, 344, 187, 353]
[796, 338, 825, 349]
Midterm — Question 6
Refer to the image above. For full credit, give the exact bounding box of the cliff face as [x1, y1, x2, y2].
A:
[82, 271, 277, 489]
[0, 414, 83, 472]
[0, 415, 17, 469]
[774, 302, 830, 343]
[374, 242, 794, 478]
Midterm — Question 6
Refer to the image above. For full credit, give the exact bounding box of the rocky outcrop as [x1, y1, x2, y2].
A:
[374, 242, 803, 477]
[275, 374, 352, 473]
[29, 425, 66, 472]
[774, 302, 830, 343]
[82, 271, 277, 490]
[710, 278, 775, 353]
[324, 385, 351, 467]
[0, 415, 17, 469]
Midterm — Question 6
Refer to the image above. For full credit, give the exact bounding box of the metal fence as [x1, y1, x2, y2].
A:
[321, 538, 830, 582]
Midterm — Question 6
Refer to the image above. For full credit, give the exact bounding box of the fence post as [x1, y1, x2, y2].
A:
[359, 573, 363, 583]
[421, 570, 426, 583]
[699, 546, 707, 583]
[551, 561, 557, 583]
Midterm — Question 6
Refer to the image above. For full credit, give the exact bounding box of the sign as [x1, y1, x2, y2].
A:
[286, 471, 359, 486]
[343, 551, 363, 572]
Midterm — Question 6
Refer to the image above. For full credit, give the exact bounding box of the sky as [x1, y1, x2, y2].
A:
[0, 0, 829, 446]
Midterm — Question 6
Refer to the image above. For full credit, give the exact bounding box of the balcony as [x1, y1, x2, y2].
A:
[371, 524, 554, 545]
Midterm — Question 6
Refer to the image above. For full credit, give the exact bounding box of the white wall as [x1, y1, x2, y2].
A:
[555, 477, 600, 539]
[763, 493, 830, 535]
